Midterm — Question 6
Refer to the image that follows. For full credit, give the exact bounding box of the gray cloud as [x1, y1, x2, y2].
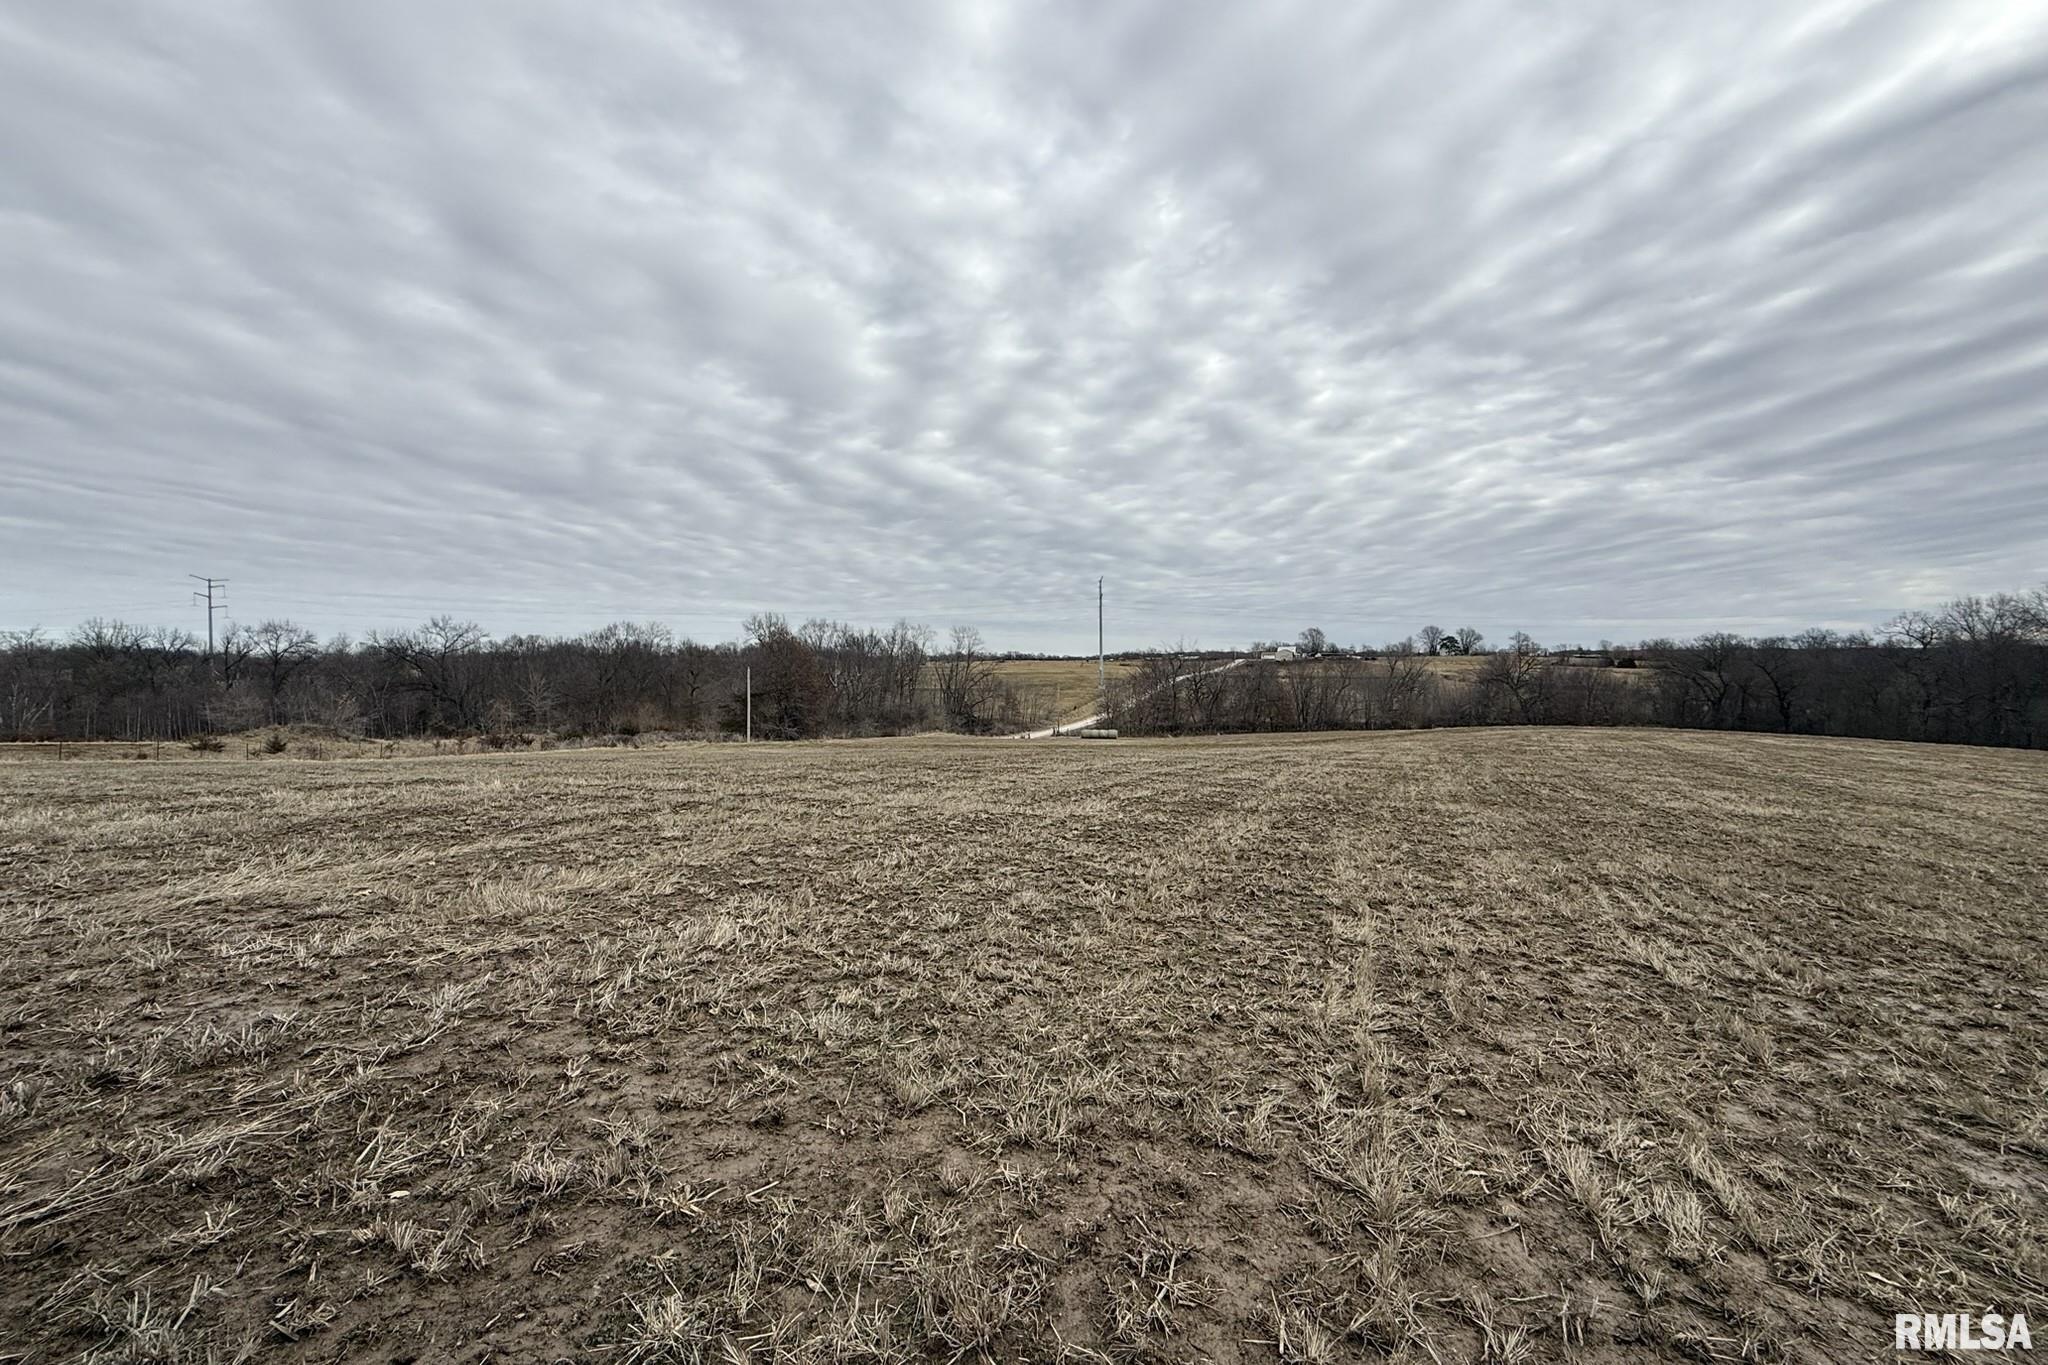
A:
[3, 0, 2045, 651]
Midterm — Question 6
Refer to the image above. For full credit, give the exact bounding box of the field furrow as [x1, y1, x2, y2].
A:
[0, 729, 2041, 1362]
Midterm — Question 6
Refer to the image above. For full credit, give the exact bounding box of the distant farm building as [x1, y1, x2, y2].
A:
[1261, 645, 1299, 662]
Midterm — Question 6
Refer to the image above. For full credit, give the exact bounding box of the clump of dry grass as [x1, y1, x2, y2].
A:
[0, 729, 2042, 1360]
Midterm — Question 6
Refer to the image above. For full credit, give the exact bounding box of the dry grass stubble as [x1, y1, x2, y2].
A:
[0, 729, 2042, 1362]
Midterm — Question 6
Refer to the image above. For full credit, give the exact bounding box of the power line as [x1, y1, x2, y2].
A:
[188, 575, 227, 663]
[1098, 576, 1105, 702]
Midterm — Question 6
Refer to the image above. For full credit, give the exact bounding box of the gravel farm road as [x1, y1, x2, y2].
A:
[1018, 656, 1248, 737]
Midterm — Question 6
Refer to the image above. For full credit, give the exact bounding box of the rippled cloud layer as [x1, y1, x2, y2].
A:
[4, 1, 2045, 649]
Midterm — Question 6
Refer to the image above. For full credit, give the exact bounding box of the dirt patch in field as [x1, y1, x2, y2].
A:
[1, 729, 2042, 1362]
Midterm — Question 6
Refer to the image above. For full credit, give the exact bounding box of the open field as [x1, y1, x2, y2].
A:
[1, 731, 2042, 1362]
[986, 659, 1140, 725]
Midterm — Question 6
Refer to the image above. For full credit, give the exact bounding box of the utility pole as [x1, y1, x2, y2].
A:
[1097, 576, 1105, 702]
[189, 575, 227, 666]
[745, 666, 752, 743]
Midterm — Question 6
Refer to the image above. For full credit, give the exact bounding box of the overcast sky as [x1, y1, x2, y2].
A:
[3, 2, 2045, 653]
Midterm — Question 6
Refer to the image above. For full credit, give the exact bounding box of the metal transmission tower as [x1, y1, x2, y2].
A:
[189, 575, 228, 663]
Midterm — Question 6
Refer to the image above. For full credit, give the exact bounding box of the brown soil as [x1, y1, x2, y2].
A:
[1, 729, 2041, 1362]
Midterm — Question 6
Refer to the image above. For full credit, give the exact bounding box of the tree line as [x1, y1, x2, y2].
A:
[0, 614, 1042, 742]
[6, 583, 2043, 748]
[1112, 585, 2048, 749]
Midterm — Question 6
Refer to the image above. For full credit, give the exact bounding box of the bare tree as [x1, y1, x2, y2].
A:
[1748, 636, 1807, 732]
[1367, 653, 1435, 727]
[932, 625, 1003, 732]
[0, 628, 57, 738]
[216, 624, 256, 691]
[1670, 632, 1748, 728]
[371, 617, 489, 733]
[584, 621, 672, 730]
[514, 655, 561, 730]
[1479, 648, 1548, 722]
[1285, 652, 1363, 728]
[238, 620, 320, 724]
[1177, 642, 1231, 729]
[2022, 584, 2048, 636]
[1297, 626, 1328, 657]
[730, 618, 830, 739]
[670, 641, 725, 729]
[1455, 626, 1486, 655]
[1417, 625, 1446, 655]
[742, 612, 790, 646]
